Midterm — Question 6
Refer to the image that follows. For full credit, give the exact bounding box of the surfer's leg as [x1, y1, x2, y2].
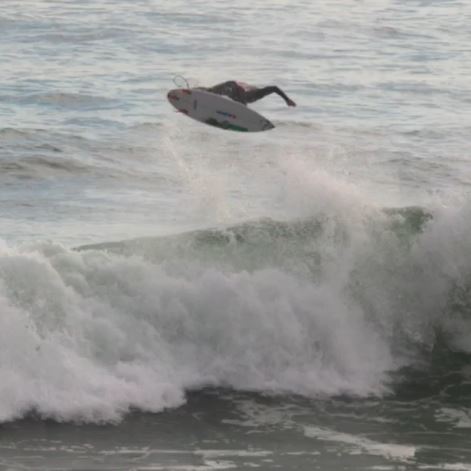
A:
[245, 86, 295, 106]
[208, 81, 245, 103]
[224, 81, 246, 103]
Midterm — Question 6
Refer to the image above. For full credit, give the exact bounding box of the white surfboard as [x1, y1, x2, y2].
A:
[167, 88, 275, 132]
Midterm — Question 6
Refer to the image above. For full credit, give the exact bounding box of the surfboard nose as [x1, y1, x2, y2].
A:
[167, 90, 180, 102]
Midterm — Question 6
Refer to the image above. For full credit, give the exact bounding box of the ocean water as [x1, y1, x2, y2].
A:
[1, 0, 471, 469]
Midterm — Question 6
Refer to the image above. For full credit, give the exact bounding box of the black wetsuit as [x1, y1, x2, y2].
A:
[205, 81, 292, 105]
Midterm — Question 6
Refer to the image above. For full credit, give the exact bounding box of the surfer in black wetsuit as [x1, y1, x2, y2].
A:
[201, 81, 296, 106]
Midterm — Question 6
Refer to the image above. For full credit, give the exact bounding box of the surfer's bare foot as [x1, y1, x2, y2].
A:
[286, 98, 296, 107]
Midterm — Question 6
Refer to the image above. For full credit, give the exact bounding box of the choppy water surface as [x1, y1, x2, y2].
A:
[1, 1, 471, 470]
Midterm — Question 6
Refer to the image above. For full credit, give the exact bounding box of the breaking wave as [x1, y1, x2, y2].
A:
[0, 202, 470, 423]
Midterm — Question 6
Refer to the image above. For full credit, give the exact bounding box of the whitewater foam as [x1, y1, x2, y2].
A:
[0, 235, 392, 422]
[1, 195, 471, 422]
[304, 425, 416, 462]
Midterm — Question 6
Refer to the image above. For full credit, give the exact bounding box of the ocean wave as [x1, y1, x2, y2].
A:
[0, 127, 156, 182]
[0, 202, 470, 423]
[0, 155, 91, 179]
[21, 92, 117, 110]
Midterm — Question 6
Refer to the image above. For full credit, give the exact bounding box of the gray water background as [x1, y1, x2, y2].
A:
[1, 1, 471, 470]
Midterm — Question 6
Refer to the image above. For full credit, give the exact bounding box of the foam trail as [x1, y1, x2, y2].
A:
[304, 426, 416, 462]
[162, 129, 232, 224]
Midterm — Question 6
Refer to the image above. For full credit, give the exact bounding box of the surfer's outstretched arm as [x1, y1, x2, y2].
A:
[245, 86, 296, 106]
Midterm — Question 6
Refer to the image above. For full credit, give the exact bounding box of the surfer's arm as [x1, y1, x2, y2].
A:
[245, 86, 296, 106]
[267, 86, 296, 106]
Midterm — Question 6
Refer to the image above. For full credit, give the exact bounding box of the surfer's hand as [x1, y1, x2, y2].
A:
[287, 98, 296, 107]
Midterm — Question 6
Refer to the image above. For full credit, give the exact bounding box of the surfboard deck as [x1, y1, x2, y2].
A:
[167, 88, 275, 132]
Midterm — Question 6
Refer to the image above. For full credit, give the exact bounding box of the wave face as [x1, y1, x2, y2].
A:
[1, 202, 471, 423]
